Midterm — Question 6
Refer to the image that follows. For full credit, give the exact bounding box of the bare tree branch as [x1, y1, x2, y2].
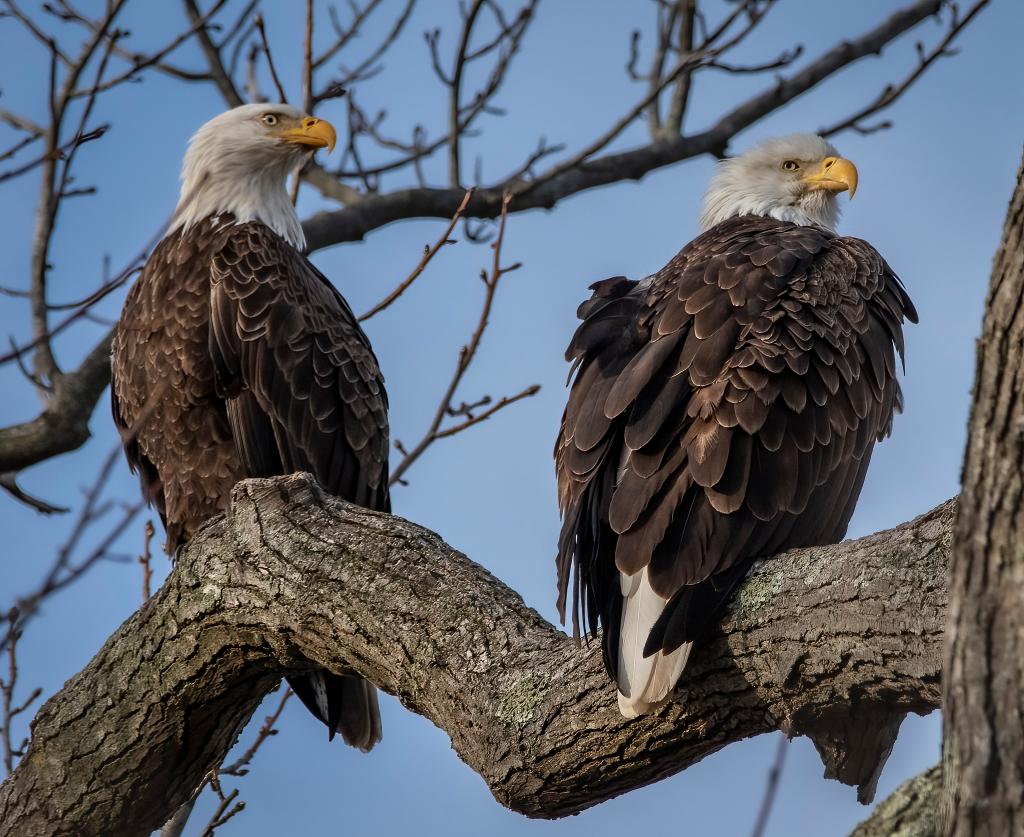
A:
[359, 188, 473, 321]
[388, 193, 539, 486]
[447, 0, 486, 188]
[0, 330, 114, 475]
[0, 476, 951, 834]
[750, 734, 789, 837]
[313, 0, 416, 100]
[302, 0, 946, 251]
[253, 13, 288, 104]
[820, 0, 990, 138]
[1, 627, 41, 776]
[182, 0, 244, 107]
[662, 0, 697, 138]
[14, 0, 128, 391]
[0, 444, 143, 652]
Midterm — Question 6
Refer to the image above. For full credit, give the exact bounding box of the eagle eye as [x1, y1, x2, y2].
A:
[261, 113, 280, 127]
[782, 160, 799, 171]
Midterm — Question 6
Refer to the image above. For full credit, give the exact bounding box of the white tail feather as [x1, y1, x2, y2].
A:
[617, 567, 692, 718]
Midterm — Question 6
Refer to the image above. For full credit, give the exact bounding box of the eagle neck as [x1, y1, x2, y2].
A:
[168, 164, 305, 250]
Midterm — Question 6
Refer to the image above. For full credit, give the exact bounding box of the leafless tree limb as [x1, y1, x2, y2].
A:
[253, 13, 288, 104]
[0, 444, 143, 653]
[302, 0, 949, 250]
[941, 146, 1024, 835]
[313, 0, 415, 99]
[388, 193, 539, 486]
[820, 0, 990, 138]
[0, 330, 115, 476]
[313, 0, 384, 71]
[198, 772, 243, 836]
[221, 686, 292, 777]
[749, 734, 789, 837]
[180, 0, 244, 106]
[0, 474, 68, 515]
[14, 0, 127, 391]
[447, 0, 486, 188]
[515, 2, 773, 201]
[359, 187, 473, 320]
[0, 627, 41, 776]
[139, 520, 155, 602]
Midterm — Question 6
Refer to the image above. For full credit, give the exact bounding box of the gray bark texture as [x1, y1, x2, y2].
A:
[942, 150, 1024, 834]
[852, 766, 941, 837]
[0, 474, 951, 836]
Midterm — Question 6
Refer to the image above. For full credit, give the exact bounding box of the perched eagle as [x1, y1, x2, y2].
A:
[554, 134, 917, 718]
[112, 104, 389, 750]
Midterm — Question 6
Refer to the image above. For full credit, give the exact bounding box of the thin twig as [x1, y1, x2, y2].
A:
[313, 0, 416, 100]
[359, 188, 473, 320]
[0, 445, 143, 653]
[662, 0, 697, 137]
[290, 0, 316, 206]
[433, 384, 540, 439]
[1, 624, 42, 775]
[750, 733, 789, 837]
[0, 134, 42, 168]
[314, 0, 384, 69]
[820, 0, 989, 137]
[389, 193, 538, 486]
[0, 473, 68, 514]
[516, 0, 772, 198]
[170, 685, 291, 835]
[139, 520, 155, 601]
[21, 0, 128, 392]
[221, 686, 293, 776]
[67, 0, 232, 97]
[0, 240, 151, 368]
[198, 772, 244, 836]
[253, 14, 288, 103]
[182, 0, 244, 106]
[448, 0, 486, 188]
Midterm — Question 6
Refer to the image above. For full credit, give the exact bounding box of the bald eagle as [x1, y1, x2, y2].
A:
[554, 134, 917, 718]
[112, 104, 388, 750]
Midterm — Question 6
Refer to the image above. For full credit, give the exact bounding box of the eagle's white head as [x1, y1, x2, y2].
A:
[699, 134, 858, 232]
[169, 103, 337, 250]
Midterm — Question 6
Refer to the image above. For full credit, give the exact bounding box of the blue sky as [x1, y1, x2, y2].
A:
[0, 1, 1020, 835]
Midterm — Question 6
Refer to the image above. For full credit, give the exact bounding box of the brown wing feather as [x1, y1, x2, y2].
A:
[554, 215, 916, 675]
[209, 223, 390, 513]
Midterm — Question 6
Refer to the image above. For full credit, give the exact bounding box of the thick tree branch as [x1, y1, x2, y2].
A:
[0, 475, 950, 834]
[0, 329, 112, 474]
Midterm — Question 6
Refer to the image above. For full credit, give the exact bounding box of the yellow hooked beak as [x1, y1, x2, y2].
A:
[280, 116, 336, 153]
[802, 156, 858, 198]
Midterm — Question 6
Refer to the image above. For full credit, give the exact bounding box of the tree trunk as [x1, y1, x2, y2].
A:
[942, 148, 1024, 834]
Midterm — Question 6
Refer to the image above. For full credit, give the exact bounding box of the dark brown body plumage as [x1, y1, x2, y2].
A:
[112, 215, 389, 750]
[555, 216, 917, 682]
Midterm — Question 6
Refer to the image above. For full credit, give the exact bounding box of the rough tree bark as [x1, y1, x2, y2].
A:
[941, 150, 1024, 833]
[0, 475, 950, 836]
[852, 766, 941, 837]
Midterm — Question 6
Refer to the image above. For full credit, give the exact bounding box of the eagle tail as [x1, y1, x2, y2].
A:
[616, 567, 692, 718]
[286, 672, 382, 752]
